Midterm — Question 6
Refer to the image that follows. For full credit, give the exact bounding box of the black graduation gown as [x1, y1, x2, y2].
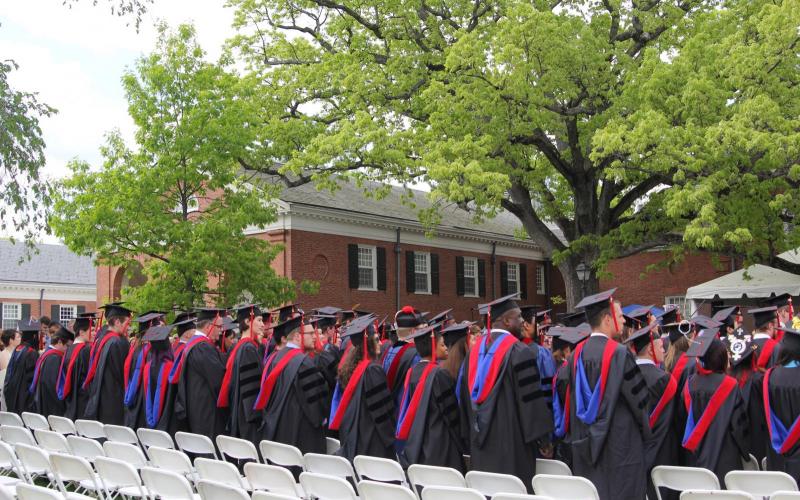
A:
[397, 362, 464, 472]
[738, 371, 767, 462]
[261, 348, 329, 455]
[639, 361, 679, 500]
[315, 345, 340, 393]
[221, 341, 263, 446]
[32, 350, 66, 417]
[763, 365, 800, 480]
[4, 346, 39, 414]
[173, 340, 226, 439]
[123, 343, 147, 429]
[461, 331, 553, 493]
[566, 335, 650, 500]
[679, 372, 749, 485]
[61, 342, 91, 420]
[553, 361, 572, 468]
[143, 350, 174, 430]
[84, 333, 129, 424]
[753, 336, 780, 369]
[335, 363, 396, 462]
[383, 343, 420, 413]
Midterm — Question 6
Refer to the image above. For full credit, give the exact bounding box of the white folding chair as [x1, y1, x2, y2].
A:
[102, 441, 148, 469]
[407, 464, 466, 494]
[67, 435, 105, 463]
[147, 447, 198, 483]
[260, 440, 305, 470]
[762, 457, 768, 471]
[197, 479, 251, 500]
[465, 470, 526, 497]
[14, 444, 53, 486]
[74, 419, 105, 440]
[420, 486, 485, 500]
[358, 480, 416, 500]
[679, 491, 754, 500]
[724, 470, 798, 497]
[492, 495, 552, 500]
[0, 442, 25, 484]
[304, 453, 357, 483]
[33, 429, 71, 454]
[244, 463, 305, 498]
[651, 466, 720, 500]
[251, 492, 301, 500]
[532, 474, 600, 500]
[0, 412, 23, 427]
[0, 485, 13, 500]
[195, 458, 250, 491]
[536, 458, 572, 476]
[299, 472, 358, 500]
[742, 454, 760, 471]
[216, 435, 260, 462]
[94, 456, 148, 498]
[772, 492, 800, 500]
[16, 484, 61, 500]
[326, 437, 340, 455]
[47, 415, 77, 435]
[141, 467, 201, 500]
[353, 455, 407, 486]
[0, 425, 36, 446]
[175, 432, 218, 458]
[49, 452, 105, 498]
[21, 412, 49, 431]
[103, 424, 139, 445]
[137, 428, 174, 452]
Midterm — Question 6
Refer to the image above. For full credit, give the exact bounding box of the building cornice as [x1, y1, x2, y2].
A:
[0, 281, 97, 302]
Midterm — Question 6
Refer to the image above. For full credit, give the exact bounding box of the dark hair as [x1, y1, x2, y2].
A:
[238, 319, 253, 333]
[701, 339, 728, 373]
[664, 335, 690, 372]
[1, 329, 17, 348]
[587, 305, 612, 329]
[777, 347, 800, 365]
[107, 315, 127, 327]
[414, 333, 441, 359]
[338, 335, 377, 387]
[39, 316, 51, 326]
[442, 336, 468, 380]
[195, 319, 212, 331]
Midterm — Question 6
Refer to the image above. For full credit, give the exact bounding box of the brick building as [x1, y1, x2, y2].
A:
[0, 240, 97, 329]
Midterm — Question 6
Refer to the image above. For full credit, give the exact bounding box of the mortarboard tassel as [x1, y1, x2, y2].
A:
[609, 296, 620, 333]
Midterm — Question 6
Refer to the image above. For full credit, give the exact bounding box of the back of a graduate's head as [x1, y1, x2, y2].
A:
[414, 332, 442, 359]
[700, 338, 728, 373]
[587, 303, 613, 329]
[1, 328, 17, 348]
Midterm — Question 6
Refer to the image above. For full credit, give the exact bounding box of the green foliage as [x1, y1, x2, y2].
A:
[50, 24, 295, 312]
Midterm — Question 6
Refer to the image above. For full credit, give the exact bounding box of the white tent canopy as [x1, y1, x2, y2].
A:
[686, 264, 800, 300]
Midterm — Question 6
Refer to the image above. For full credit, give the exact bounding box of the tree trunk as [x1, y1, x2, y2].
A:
[556, 258, 600, 310]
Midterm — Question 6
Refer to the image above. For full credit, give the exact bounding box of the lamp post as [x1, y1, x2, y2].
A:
[575, 262, 590, 296]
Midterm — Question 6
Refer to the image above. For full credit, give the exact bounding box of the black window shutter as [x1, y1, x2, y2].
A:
[51, 304, 59, 322]
[377, 247, 387, 291]
[347, 244, 359, 289]
[0, 303, 3, 325]
[500, 262, 509, 296]
[20, 303, 31, 321]
[77, 305, 86, 315]
[431, 253, 440, 295]
[455, 257, 465, 296]
[406, 251, 416, 293]
[478, 259, 486, 297]
[520, 263, 528, 299]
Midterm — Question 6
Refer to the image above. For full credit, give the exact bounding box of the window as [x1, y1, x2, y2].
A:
[506, 262, 520, 296]
[2, 303, 21, 330]
[665, 295, 694, 318]
[59, 305, 77, 323]
[536, 265, 546, 295]
[357, 245, 377, 290]
[463, 257, 478, 297]
[414, 252, 431, 294]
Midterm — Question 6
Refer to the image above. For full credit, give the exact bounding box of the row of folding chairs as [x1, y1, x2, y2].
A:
[651, 466, 800, 500]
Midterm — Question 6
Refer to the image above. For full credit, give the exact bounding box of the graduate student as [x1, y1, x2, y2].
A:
[520, 305, 556, 411]
[723, 328, 766, 462]
[749, 306, 782, 370]
[4, 319, 40, 414]
[217, 304, 264, 446]
[141, 325, 175, 430]
[461, 294, 553, 492]
[550, 325, 590, 469]
[84, 302, 133, 424]
[383, 307, 424, 411]
[762, 327, 800, 481]
[396, 323, 464, 471]
[124, 311, 166, 429]
[31, 325, 72, 417]
[312, 314, 341, 392]
[329, 314, 395, 461]
[58, 313, 94, 420]
[565, 289, 650, 500]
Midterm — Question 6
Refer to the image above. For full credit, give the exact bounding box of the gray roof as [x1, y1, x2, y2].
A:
[0, 240, 96, 286]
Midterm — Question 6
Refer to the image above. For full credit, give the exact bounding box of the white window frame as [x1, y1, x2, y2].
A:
[59, 305, 78, 323]
[536, 265, 546, 295]
[414, 252, 432, 295]
[665, 295, 694, 318]
[463, 256, 479, 298]
[357, 245, 378, 291]
[2, 303, 21, 330]
[506, 262, 520, 296]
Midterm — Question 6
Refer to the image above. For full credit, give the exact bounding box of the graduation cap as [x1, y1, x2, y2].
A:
[314, 306, 342, 316]
[312, 314, 338, 330]
[429, 309, 454, 324]
[519, 305, 542, 323]
[576, 288, 620, 331]
[134, 311, 166, 333]
[407, 322, 444, 361]
[18, 318, 40, 333]
[72, 314, 98, 333]
[656, 304, 681, 324]
[623, 305, 653, 329]
[273, 304, 299, 323]
[100, 302, 134, 319]
[51, 326, 75, 343]
[722, 328, 757, 367]
[143, 324, 172, 343]
[536, 309, 552, 320]
[272, 315, 303, 342]
[624, 322, 659, 354]
[395, 306, 426, 329]
[221, 317, 238, 333]
[341, 314, 378, 340]
[686, 330, 721, 359]
[558, 311, 587, 328]
[482, 293, 521, 328]
[441, 321, 473, 349]
[195, 307, 227, 322]
[663, 321, 693, 344]
[765, 293, 793, 309]
[748, 306, 778, 329]
[172, 311, 197, 335]
[691, 315, 723, 332]
[233, 304, 262, 324]
[779, 327, 800, 356]
[712, 306, 739, 328]
[552, 325, 591, 347]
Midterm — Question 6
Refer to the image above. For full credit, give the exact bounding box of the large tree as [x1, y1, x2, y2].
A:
[226, 0, 799, 306]
[50, 24, 295, 311]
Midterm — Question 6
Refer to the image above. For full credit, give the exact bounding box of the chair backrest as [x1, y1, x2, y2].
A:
[358, 480, 417, 500]
[14, 443, 50, 480]
[197, 479, 251, 500]
[326, 437, 340, 455]
[536, 458, 572, 476]
[49, 452, 103, 492]
[16, 483, 61, 500]
[303, 453, 356, 480]
[299, 472, 358, 500]
[244, 462, 300, 496]
[195, 457, 247, 489]
[763, 457, 769, 471]
[33, 429, 70, 454]
[0, 442, 24, 479]
[74, 419, 106, 439]
[724, 470, 798, 496]
[771, 492, 800, 500]
[175, 431, 218, 458]
[407, 464, 466, 491]
[251, 492, 301, 500]
[21, 412, 50, 431]
[0, 425, 35, 446]
[420, 486, 485, 500]
[66, 435, 105, 461]
[95, 456, 146, 496]
[679, 490, 755, 500]
[216, 435, 260, 462]
[0, 412, 23, 427]
[141, 466, 196, 500]
[465, 470, 526, 496]
[148, 447, 194, 476]
[532, 474, 600, 500]
[260, 440, 305, 469]
[103, 424, 139, 444]
[492, 495, 553, 500]
[137, 428, 175, 451]
[102, 441, 148, 468]
[353, 455, 407, 484]
[741, 454, 760, 471]
[47, 415, 76, 435]
[651, 466, 720, 498]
